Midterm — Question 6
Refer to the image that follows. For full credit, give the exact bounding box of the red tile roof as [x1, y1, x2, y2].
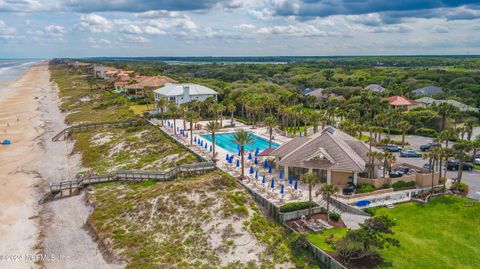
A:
[387, 96, 417, 106]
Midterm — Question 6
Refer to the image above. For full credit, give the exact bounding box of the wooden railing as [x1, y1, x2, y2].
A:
[43, 162, 215, 203]
[51, 119, 145, 141]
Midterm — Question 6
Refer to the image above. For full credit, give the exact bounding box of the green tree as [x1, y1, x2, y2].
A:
[423, 147, 441, 192]
[319, 184, 339, 222]
[300, 173, 322, 219]
[206, 121, 220, 162]
[434, 102, 458, 130]
[227, 102, 236, 126]
[264, 115, 277, 149]
[452, 141, 472, 183]
[185, 110, 200, 145]
[168, 102, 179, 135]
[156, 96, 169, 126]
[397, 120, 412, 147]
[233, 130, 254, 180]
[323, 69, 335, 81]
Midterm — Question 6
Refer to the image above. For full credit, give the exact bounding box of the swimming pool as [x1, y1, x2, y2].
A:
[201, 132, 279, 153]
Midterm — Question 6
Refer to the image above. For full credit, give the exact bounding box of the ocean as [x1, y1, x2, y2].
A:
[0, 59, 40, 81]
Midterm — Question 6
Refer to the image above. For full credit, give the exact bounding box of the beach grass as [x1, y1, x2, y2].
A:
[307, 228, 348, 252]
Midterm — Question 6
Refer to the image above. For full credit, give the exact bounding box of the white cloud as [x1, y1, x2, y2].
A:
[255, 24, 331, 37]
[248, 8, 274, 20]
[432, 25, 449, 33]
[121, 35, 148, 43]
[235, 23, 256, 29]
[0, 20, 16, 39]
[77, 14, 112, 33]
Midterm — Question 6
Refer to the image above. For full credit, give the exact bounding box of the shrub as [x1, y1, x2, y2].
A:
[329, 212, 341, 222]
[450, 182, 469, 196]
[356, 183, 375, 193]
[384, 127, 402, 135]
[280, 201, 319, 213]
[382, 183, 391, 189]
[391, 180, 416, 190]
[416, 127, 438, 137]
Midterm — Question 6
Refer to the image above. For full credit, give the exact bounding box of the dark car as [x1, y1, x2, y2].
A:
[400, 150, 422, 158]
[385, 144, 402, 152]
[446, 160, 474, 171]
[389, 171, 403, 178]
[420, 143, 441, 152]
[423, 163, 432, 170]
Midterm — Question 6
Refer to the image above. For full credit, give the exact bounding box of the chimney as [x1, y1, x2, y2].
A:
[183, 85, 190, 100]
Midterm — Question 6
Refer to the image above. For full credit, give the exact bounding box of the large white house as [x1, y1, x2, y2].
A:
[154, 83, 218, 110]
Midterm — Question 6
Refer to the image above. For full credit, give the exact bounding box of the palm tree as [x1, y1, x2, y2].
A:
[319, 183, 339, 222]
[264, 115, 277, 149]
[434, 102, 458, 130]
[397, 120, 412, 148]
[378, 151, 396, 178]
[471, 135, 480, 163]
[233, 130, 254, 180]
[168, 102, 179, 135]
[179, 103, 188, 131]
[185, 110, 199, 145]
[423, 147, 441, 192]
[156, 96, 169, 126]
[206, 121, 220, 162]
[300, 173, 322, 219]
[227, 102, 236, 126]
[464, 119, 477, 140]
[452, 141, 472, 184]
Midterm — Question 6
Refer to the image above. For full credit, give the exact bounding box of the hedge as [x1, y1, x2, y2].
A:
[391, 180, 416, 191]
[356, 183, 376, 193]
[279, 201, 319, 213]
[416, 127, 438, 137]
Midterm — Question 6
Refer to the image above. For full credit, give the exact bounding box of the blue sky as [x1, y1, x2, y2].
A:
[0, 0, 479, 58]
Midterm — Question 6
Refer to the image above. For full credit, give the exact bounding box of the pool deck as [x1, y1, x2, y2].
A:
[155, 118, 316, 206]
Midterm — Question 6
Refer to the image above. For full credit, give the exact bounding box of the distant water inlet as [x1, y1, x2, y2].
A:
[201, 132, 279, 153]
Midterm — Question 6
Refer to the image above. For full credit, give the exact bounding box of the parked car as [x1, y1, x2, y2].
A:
[400, 150, 422, 158]
[389, 171, 403, 178]
[419, 143, 441, 152]
[385, 144, 402, 152]
[423, 163, 432, 170]
[446, 160, 474, 171]
[475, 158, 480, 165]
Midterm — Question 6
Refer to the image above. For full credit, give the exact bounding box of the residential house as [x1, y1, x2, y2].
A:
[266, 127, 380, 187]
[306, 88, 336, 101]
[154, 83, 218, 110]
[123, 76, 178, 96]
[416, 97, 479, 112]
[93, 65, 117, 79]
[365, 84, 386, 93]
[386, 95, 417, 110]
[413, 86, 443, 95]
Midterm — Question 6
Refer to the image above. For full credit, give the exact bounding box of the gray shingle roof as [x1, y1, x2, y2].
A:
[413, 86, 442, 95]
[272, 127, 376, 172]
[365, 84, 385, 93]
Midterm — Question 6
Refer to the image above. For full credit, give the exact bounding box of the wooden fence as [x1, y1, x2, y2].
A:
[308, 243, 348, 269]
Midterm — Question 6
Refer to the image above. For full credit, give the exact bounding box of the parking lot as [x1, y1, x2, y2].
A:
[388, 134, 480, 199]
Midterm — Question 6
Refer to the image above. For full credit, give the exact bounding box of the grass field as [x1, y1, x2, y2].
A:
[307, 228, 348, 252]
[376, 196, 480, 269]
[308, 196, 480, 269]
[129, 104, 149, 116]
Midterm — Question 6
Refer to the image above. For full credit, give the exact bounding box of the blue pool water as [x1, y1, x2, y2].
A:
[201, 132, 279, 153]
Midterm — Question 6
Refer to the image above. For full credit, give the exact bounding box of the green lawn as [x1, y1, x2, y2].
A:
[375, 196, 480, 269]
[308, 196, 480, 269]
[307, 228, 348, 252]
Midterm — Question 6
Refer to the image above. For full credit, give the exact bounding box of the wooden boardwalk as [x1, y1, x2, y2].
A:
[40, 162, 216, 203]
[51, 119, 145, 141]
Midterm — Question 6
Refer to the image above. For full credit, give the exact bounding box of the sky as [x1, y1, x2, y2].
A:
[0, 0, 480, 58]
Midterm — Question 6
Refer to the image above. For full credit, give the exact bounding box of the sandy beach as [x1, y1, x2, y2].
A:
[0, 62, 121, 269]
[0, 64, 46, 268]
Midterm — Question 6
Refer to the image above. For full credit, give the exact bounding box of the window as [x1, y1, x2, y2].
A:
[313, 169, 327, 183]
[288, 167, 309, 181]
[169, 97, 175, 102]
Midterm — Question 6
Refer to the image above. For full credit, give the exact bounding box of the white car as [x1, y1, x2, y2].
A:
[475, 158, 480, 165]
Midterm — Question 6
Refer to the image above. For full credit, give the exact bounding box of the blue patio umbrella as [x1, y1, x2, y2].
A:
[194, 137, 197, 143]
[236, 159, 240, 168]
[228, 156, 233, 164]
[279, 170, 284, 180]
[268, 166, 272, 174]
[270, 178, 275, 189]
[205, 143, 208, 149]
[255, 147, 259, 156]
[254, 157, 258, 165]
[201, 140, 204, 146]
[167, 121, 170, 127]
[229, 155, 234, 163]
[237, 144, 240, 150]
[294, 181, 298, 190]
[249, 166, 254, 174]
[226, 154, 230, 161]
[263, 160, 268, 168]
[255, 170, 258, 179]
[237, 150, 241, 156]
[248, 152, 252, 160]
[289, 175, 293, 186]
[262, 175, 266, 185]
[280, 184, 285, 195]
[209, 145, 212, 152]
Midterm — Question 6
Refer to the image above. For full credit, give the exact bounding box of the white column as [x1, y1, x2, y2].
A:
[353, 172, 358, 185]
[327, 170, 332, 184]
